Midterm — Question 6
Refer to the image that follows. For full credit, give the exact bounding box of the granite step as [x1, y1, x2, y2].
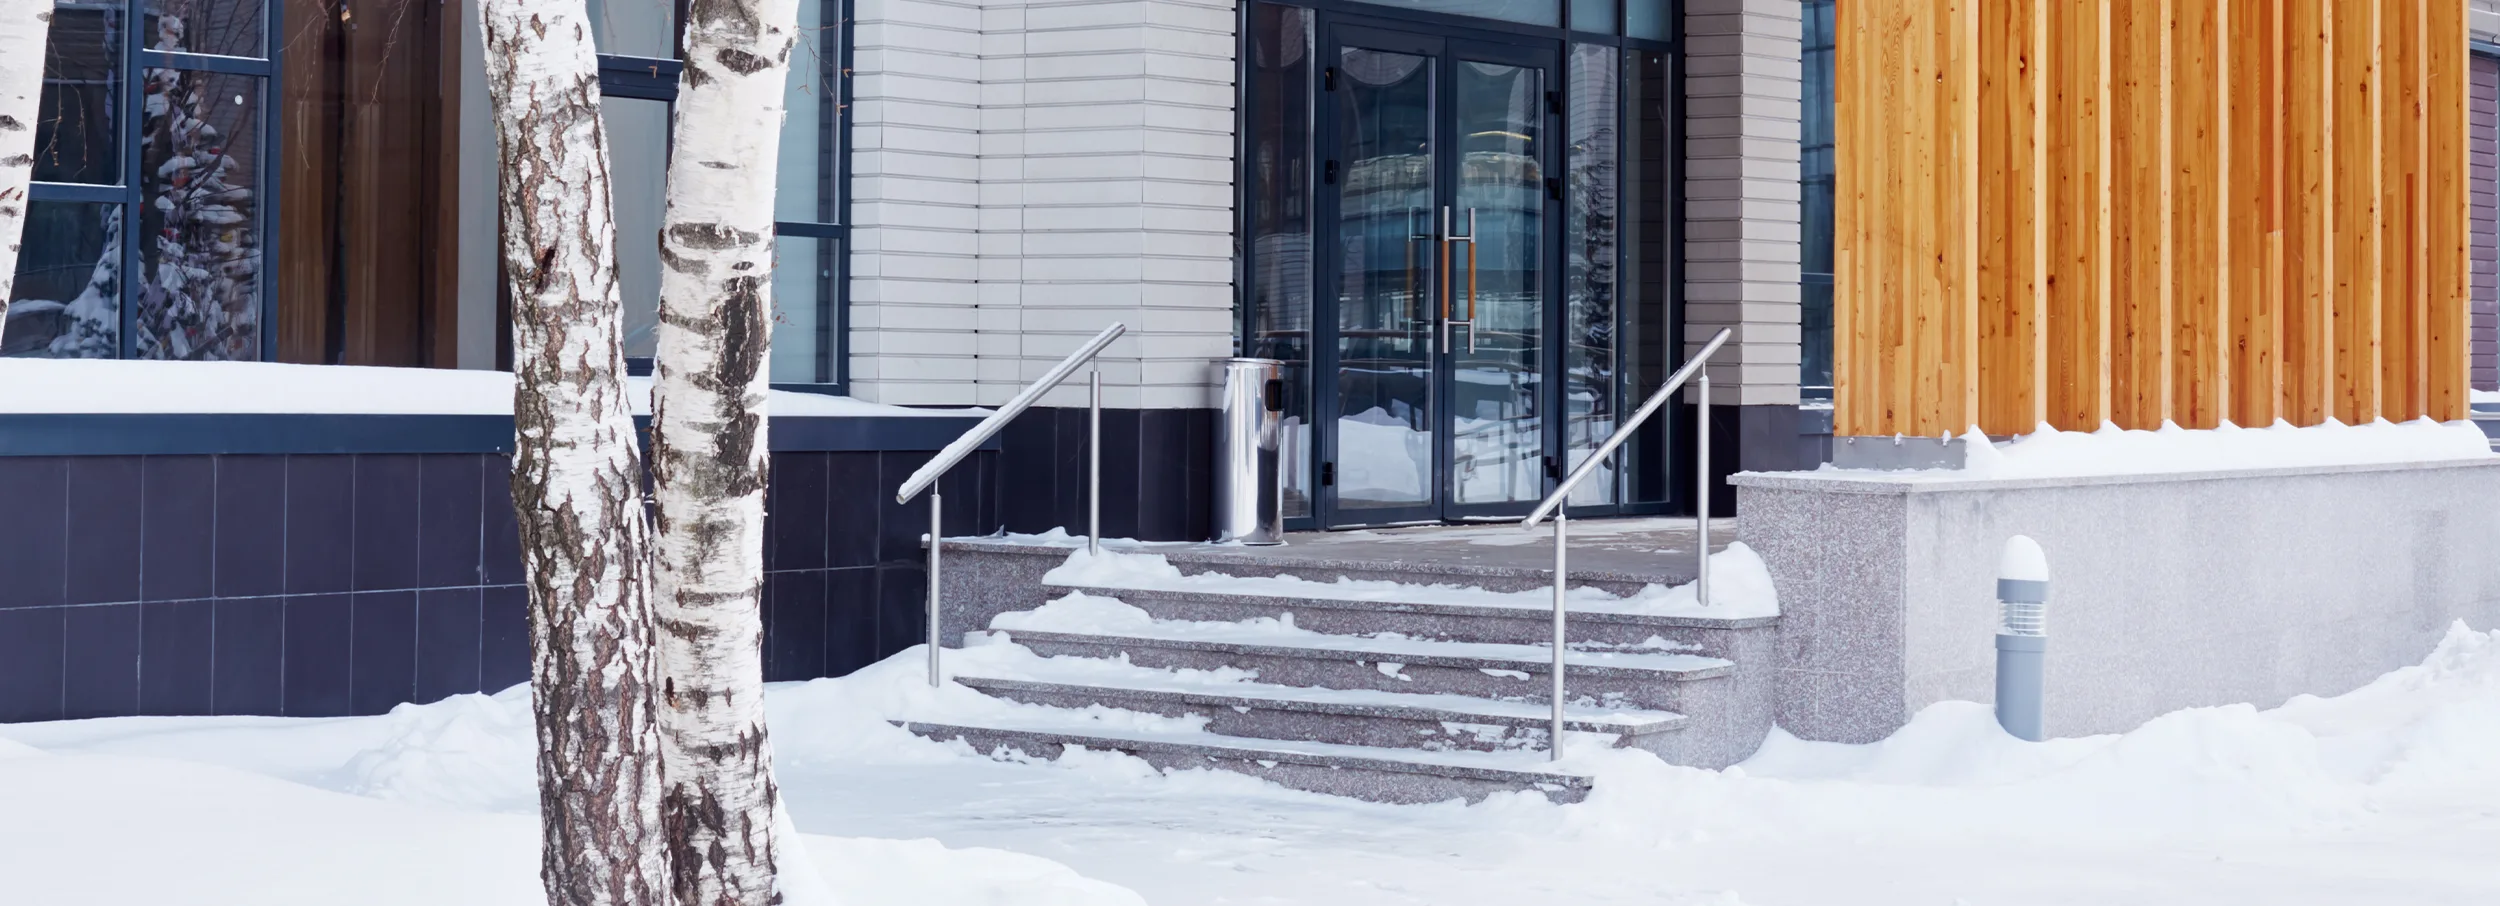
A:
[955, 675, 1686, 753]
[990, 626, 1730, 712]
[896, 720, 1595, 804]
[1045, 581, 1774, 651]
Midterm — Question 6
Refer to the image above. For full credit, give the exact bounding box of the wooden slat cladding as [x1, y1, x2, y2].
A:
[1834, 0, 2470, 435]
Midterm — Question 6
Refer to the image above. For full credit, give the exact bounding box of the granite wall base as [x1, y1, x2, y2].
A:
[1735, 459, 2500, 743]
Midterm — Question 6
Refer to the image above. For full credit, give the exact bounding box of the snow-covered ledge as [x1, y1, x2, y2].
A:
[1733, 420, 2500, 744]
[0, 360, 989, 455]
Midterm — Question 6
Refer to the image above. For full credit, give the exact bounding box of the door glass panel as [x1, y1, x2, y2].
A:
[1565, 43, 1620, 505]
[1334, 47, 1437, 513]
[1248, 4, 1317, 520]
[1450, 59, 1544, 506]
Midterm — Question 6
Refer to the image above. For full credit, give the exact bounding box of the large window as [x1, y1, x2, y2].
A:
[9, 0, 852, 388]
[591, 0, 851, 389]
[10, 0, 277, 360]
[1799, 0, 1835, 401]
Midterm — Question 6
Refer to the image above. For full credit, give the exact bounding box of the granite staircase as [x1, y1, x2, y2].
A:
[898, 540, 1778, 804]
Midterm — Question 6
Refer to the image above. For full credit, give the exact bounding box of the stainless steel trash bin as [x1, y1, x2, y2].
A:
[1213, 357, 1286, 545]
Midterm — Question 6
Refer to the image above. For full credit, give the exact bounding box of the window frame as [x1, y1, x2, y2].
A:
[24, 0, 284, 362]
[594, 0, 852, 394]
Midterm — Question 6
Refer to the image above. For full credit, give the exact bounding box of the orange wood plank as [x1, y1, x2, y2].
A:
[2044, 0, 2113, 431]
[2377, 0, 2423, 420]
[2284, 0, 2337, 425]
[1977, 0, 2048, 435]
[2424, 0, 2471, 420]
[1833, 0, 1863, 434]
[2107, 0, 2171, 429]
[2227, 0, 2284, 426]
[2172, 0, 2230, 428]
[2330, 0, 2382, 424]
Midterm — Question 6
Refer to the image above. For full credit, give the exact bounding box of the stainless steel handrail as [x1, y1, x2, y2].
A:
[896, 322, 1126, 686]
[1518, 326, 1733, 760]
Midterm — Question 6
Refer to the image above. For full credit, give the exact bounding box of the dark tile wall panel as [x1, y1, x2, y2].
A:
[352, 456, 423, 592]
[211, 598, 285, 715]
[0, 607, 66, 722]
[283, 594, 354, 717]
[65, 457, 142, 606]
[480, 584, 532, 693]
[62, 603, 140, 719]
[0, 445, 1014, 722]
[415, 588, 484, 703]
[351, 591, 420, 715]
[284, 457, 355, 594]
[0, 458, 67, 610]
[140, 457, 215, 602]
[212, 456, 286, 598]
[993, 406, 1215, 544]
[138, 599, 214, 716]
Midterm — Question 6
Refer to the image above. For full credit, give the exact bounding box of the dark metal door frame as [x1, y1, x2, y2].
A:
[1312, 11, 1565, 530]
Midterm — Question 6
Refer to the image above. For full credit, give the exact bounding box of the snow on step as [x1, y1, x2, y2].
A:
[989, 593, 1734, 677]
[1041, 543, 1783, 621]
[951, 660, 1687, 733]
[896, 720, 1595, 805]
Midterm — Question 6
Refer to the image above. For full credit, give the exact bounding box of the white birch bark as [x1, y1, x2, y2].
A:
[0, 0, 51, 340]
[477, 2, 670, 904]
[648, 0, 803, 903]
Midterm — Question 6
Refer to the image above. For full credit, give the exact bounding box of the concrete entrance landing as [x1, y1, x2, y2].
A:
[951, 517, 1739, 596]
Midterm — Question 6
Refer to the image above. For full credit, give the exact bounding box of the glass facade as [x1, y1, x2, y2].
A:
[11, 0, 274, 361]
[1800, 0, 1835, 400]
[1238, 1, 1675, 525]
[10, 0, 852, 386]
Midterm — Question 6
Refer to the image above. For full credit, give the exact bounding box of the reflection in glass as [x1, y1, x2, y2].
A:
[1568, 0, 1617, 34]
[1801, 0, 1837, 399]
[1627, 0, 1671, 41]
[1246, 3, 1315, 518]
[34, 5, 122, 185]
[1564, 44, 1620, 505]
[587, 0, 680, 59]
[1449, 59, 1545, 506]
[1349, 0, 1559, 27]
[773, 0, 838, 383]
[137, 67, 263, 360]
[3, 202, 121, 358]
[144, 0, 265, 59]
[604, 97, 671, 360]
[1334, 46, 1437, 512]
[1619, 48, 1675, 505]
[770, 237, 828, 384]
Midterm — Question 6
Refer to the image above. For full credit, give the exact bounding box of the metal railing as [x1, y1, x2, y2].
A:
[1519, 327, 1734, 761]
[896, 323, 1127, 686]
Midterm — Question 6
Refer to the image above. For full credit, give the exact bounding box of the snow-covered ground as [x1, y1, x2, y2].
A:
[6, 623, 2499, 905]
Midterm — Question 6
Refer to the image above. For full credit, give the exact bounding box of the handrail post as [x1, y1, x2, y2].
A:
[1696, 367, 1711, 607]
[1089, 368, 1102, 556]
[1550, 510, 1568, 762]
[927, 492, 942, 687]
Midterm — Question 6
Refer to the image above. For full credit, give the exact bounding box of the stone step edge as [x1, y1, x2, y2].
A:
[1047, 582, 1779, 630]
[993, 629, 1737, 680]
[955, 676, 1689, 737]
[938, 536, 1696, 590]
[894, 720, 1597, 792]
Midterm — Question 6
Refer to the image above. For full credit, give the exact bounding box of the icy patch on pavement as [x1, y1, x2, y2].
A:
[1041, 543, 1782, 619]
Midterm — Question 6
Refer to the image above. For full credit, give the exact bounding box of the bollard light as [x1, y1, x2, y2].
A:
[1995, 535, 2049, 741]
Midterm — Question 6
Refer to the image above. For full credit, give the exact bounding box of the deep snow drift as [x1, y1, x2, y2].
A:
[5, 623, 2498, 905]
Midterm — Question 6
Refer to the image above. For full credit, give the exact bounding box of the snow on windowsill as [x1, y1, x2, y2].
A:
[0, 359, 984, 418]
[1759, 418, 2494, 485]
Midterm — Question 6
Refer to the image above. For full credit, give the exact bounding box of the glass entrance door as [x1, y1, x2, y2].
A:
[1319, 22, 1557, 528]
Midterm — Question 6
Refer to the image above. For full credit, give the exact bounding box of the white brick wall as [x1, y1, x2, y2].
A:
[848, 0, 1238, 408]
[1683, 0, 1804, 407]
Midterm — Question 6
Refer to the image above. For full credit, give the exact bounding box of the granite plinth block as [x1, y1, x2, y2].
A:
[1735, 458, 2500, 742]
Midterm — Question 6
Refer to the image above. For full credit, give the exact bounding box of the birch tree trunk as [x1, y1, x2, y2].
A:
[478, 2, 670, 904]
[648, 0, 803, 903]
[0, 0, 51, 339]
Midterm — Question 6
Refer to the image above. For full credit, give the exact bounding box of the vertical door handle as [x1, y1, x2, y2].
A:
[1442, 206, 1477, 354]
